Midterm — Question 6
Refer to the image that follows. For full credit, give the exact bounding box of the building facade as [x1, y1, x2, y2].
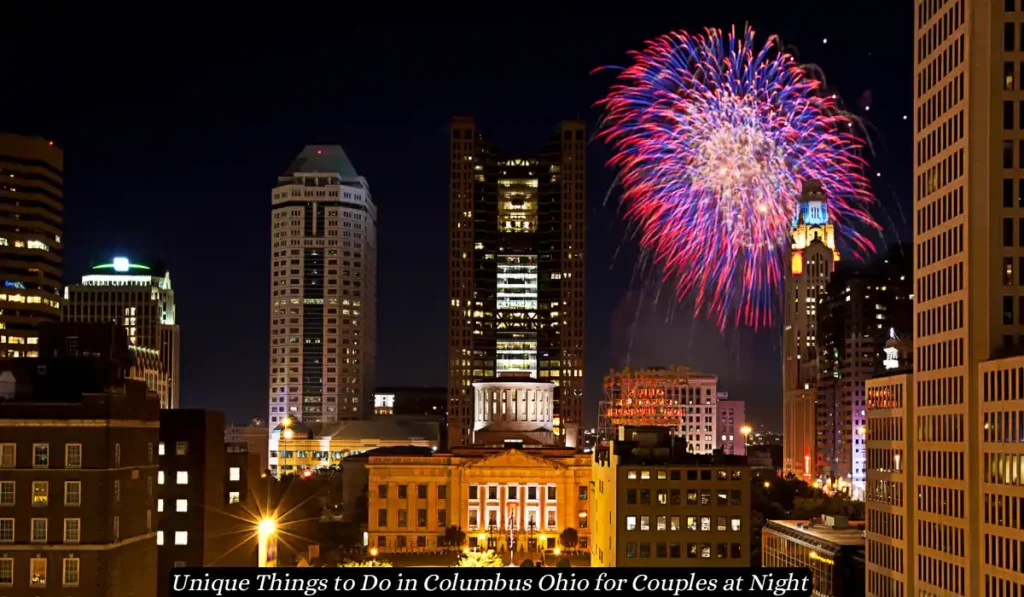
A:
[761, 518, 866, 597]
[157, 410, 260, 596]
[63, 257, 180, 409]
[366, 447, 591, 554]
[0, 325, 159, 597]
[599, 366, 719, 454]
[0, 133, 64, 357]
[269, 145, 377, 426]
[447, 117, 586, 447]
[372, 387, 446, 418]
[715, 395, 746, 456]
[590, 428, 750, 567]
[225, 422, 270, 473]
[783, 181, 837, 480]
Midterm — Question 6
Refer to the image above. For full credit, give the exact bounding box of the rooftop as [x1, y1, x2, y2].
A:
[285, 145, 359, 179]
[767, 519, 866, 548]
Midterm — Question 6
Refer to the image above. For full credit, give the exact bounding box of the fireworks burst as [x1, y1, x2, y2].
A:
[595, 25, 878, 330]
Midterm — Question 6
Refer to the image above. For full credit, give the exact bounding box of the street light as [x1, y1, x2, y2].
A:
[258, 517, 278, 567]
[740, 425, 752, 454]
[369, 547, 379, 559]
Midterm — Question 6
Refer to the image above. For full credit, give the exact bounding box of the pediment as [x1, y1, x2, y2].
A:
[464, 449, 565, 470]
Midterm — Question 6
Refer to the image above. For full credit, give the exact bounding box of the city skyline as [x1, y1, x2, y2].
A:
[0, 3, 912, 429]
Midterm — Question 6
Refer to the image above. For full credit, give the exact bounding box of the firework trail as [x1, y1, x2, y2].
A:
[595, 25, 878, 330]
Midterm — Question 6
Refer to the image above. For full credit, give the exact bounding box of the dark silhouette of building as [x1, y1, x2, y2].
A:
[157, 409, 261, 596]
[0, 322, 158, 597]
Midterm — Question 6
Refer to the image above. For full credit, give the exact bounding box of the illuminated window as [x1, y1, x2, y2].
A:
[626, 516, 637, 531]
[32, 481, 47, 506]
[157, 530, 164, 545]
[173, 531, 187, 544]
[229, 492, 240, 504]
[157, 499, 164, 512]
[175, 442, 188, 456]
[176, 471, 188, 485]
[229, 467, 240, 481]
[158, 471, 165, 485]
[32, 444, 49, 468]
[176, 499, 187, 513]
[29, 557, 45, 587]
[158, 442, 165, 456]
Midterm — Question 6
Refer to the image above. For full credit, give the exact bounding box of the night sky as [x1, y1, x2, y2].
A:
[1, 2, 912, 431]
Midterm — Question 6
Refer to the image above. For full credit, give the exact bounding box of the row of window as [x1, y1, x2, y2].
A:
[0, 518, 82, 543]
[0, 480, 81, 506]
[626, 469, 743, 482]
[0, 443, 83, 468]
[625, 541, 743, 559]
[625, 515, 743, 533]
[377, 508, 446, 528]
[0, 557, 78, 588]
[626, 488, 743, 507]
[156, 530, 189, 545]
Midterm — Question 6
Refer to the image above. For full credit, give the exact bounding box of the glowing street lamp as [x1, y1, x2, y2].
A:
[258, 517, 278, 567]
[369, 547, 379, 559]
[740, 425, 752, 454]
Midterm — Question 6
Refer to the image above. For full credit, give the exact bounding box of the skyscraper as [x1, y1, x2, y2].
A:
[268, 146, 377, 426]
[782, 180, 837, 480]
[63, 257, 180, 409]
[867, 2, 1017, 595]
[0, 134, 63, 356]
[447, 117, 585, 447]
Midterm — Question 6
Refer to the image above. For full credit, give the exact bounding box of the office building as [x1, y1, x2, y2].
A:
[599, 366, 719, 454]
[447, 117, 586, 448]
[715, 394, 746, 456]
[372, 386, 446, 418]
[590, 427, 750, 567]
[814, 249, 912, 499]
[0, 322, 158, 597]
[365, 446, 591, 554]
[157, 410, 260, 596]
[269, 418, 441, 477]
[0, 134, 64, 356]
[225, 421, 270, 473]
[761, 518, 865, 597]
[783, 180, 837, 480]
[63, 257, 180, 409]
[269, 145, 377, 426]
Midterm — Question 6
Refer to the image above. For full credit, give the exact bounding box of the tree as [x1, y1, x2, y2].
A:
[341, 560, 392, 567]
[457, 550, 504, 567]
[559, 528, 578, 549]
[443, 526, 466, 549]
[556, 558, 571, 568]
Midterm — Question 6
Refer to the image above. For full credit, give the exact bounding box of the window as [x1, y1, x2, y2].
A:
[158, 442, 166, 456]
[640, 470, 650, 480]
[657, 515, 667, 531]
[377, 485, 387, 499]
[639, 543, 651, 558]
[174, 531, 188, 545]
[627, 471, 637, 480]
[114, 480, 120, 503]
[30, 557, 46, 587]
[1008, 63, 1017, 91]
[176, 442, 188, 456]
[60, 557, 79, 587]
[65, 444, 82, 469]
[731, 490, 742, 505]
[0, 481, 12, 505]
[579, 485, 588, 500]
[0, 557, 11, 586]
[626, 542, 637, 558]
[398, 485, 408, 499]
[1008, 22, 1017, 52]
[527, 486, 538, 500]
[701, 516, 711, 531]
[113, 516, 119, 540]
[0, 444, 13, 468]
[31, 518, 46, 542]
[417, 485, 427, 499]
[32, 481, 48, 506]
[639, 489, 650, 504]
[64, 481, 81, 506]
[33, 444, 49, 468]
[377, 509, 388, 527]
[417, 509, 427, 527]
[176, 471, 188, 485]
[656, 542, 667, 558]
[626, 516, 637, 531]
[114, 443, 121, 467]
[157, 530, 165, 545]
[670, 489, 681, 506]
[717, 516, 727, 532]
[669, 543, 681, 558]
[700, 543, 712, 559]
[229, 492, 240, 504]
[657, 490, 668, 505]
[1007, 101, 1016, 130]
[158, 471, 165, 485]
[0, 519, 11, 542]
[717, 490, 728, 506]
[398, 509, 407, 528]
[731, 517, 742, 532]
[508, 486, 518, 500]
[229, 467, 240, 481]
[546, 486, 556, 501]
[671, 516, 681, 531]
[546, 509, 556, 527]
[437, 509, 446, 527]
[468, 485, 478, 500]
[626, 489, 637, 505]
[148, 443, 153, 464]
[578, 511, 588, 528]
[174, 561, 187, 568]
[640, 516, 650, 531]
[438, 485, 447, 500]
[488, 486, 498, 500]
[176, 499, 188, 513]
[731, 543, 742, 559]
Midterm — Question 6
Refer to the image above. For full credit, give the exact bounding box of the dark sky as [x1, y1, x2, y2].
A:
[1, 2, 912, 431]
